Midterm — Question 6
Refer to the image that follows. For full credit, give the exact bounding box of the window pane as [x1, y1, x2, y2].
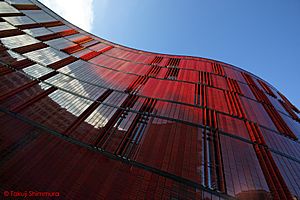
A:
[22, 63, 54, 78]
[5, 0, 33, 4]
[22, 10, 56, 23]
[0, 2, 20, 14]
[1, 34, 39, 49]
[46, 38, 75, 49]
[23, 27, 52, 37]
[0, 22, 16, 31]
[3, 16, 35, 26]
[24, 47, 68, 65]
[48, 25, 71, 33]
[6, 50, 25, 61]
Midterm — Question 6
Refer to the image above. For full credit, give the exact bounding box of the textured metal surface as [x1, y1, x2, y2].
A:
[0, 0, 299, 199]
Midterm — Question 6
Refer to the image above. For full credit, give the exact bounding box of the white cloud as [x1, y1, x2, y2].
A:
[39, 0, 94, 32]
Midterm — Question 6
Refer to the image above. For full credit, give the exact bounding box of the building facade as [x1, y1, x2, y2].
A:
[0, 0, 299, 199]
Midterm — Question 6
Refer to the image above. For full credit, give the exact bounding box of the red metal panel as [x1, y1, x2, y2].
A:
[62, 44, 84, 54]
[1, 2, 299, 200]
[212, 62, 225, 76]
[245, 122, 294, 200]
[73, 36, 93, 45]
[37, 29, 78, 41]
[257, 79, 276, 98]
[278, 92, 300, 113]
[80, 46, 113, 61]
[11, 87, 57, 112]
[207, 87, 229, 114]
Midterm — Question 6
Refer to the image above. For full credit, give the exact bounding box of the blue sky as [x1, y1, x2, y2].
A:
[41, 0, 300, 108]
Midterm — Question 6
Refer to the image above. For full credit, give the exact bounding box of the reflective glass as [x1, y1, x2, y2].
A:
[48, 89, 93, 117]
[23, 27, 52, 37]
[24, 47, 68, 65]
[3, 16, 35, 26]
[22, 63, 54, 78]
[5, 0, 33, 4]
[0, 34, 39, 49]
[0, 2, 20, 14]
[46, 38, 75, 49]
[0, 22, 16, 31]
[48, 25, 71, 33]
[22, 10, 56, 23]
[220, 135, 269, 197]
[5, 50, 25, 61]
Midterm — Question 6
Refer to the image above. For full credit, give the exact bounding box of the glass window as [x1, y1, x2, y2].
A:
[272, 153, 300, 198]
[5, 0, 33, 4]
[48, 25, 71, 33]
[0, 71, 32, 95]
[45, 73, 73, 87]
[0, 22, 16, 31]
[3, 16, 35, 26]
[57, 60, 86, 74]
[65, 33, 85, 41]
[48, 89, 93, 117]
[81, 40, 99, 48]
[280, 112, 300, 138]
[0, 2, 20, 14]
[0, 83, 45, 110]
[220, 135, 270, 196]
[224, 67, 246, 83]
[22, 10, 56, 23]
[45, 73, 105, 101]
[72, 48, 92, 58]
[85, 104, 116, 129]
[218, 113, 249, 139]
[0, 50, 25, 64]
[0, 34, 39, 49]
[88, 42, 108, 51]
[241, 96, 277, 130]
[24, 47, 68, 65]
[207, 87, 229, 114]
[46, 38, 75, 49]
[38, 82, 51, 90]
[22, 64, 54, 79]
[6, 50, 25, 61]
[23, 27, 52, 37]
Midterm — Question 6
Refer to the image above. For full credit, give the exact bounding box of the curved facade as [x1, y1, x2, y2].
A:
[0, 1, 300, 199]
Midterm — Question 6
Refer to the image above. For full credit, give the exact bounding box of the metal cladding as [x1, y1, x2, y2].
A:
[0, 1, 299, 200]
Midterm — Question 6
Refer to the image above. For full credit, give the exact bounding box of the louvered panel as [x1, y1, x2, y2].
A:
[212, 63, 225, 76]
[242, 72, 297, 140]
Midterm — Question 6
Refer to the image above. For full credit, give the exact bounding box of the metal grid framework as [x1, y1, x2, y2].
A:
[0, 0, 299, 199]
